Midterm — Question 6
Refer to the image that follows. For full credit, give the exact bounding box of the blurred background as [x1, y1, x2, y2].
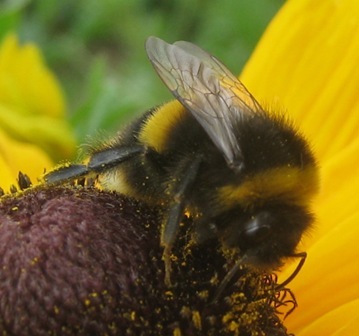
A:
[1, 0, 283, 154]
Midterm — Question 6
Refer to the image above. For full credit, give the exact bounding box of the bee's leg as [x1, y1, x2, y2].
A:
[161, 157, 202, 286]
[45, 145, 144, 184]
[44, 164, 89, 184]
[88, 145, 143, 171]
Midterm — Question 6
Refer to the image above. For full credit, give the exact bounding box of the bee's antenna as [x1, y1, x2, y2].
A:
[276, 252, 307, 290]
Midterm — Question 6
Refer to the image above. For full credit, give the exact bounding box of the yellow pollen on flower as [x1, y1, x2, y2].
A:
[53, 306, 59, 314]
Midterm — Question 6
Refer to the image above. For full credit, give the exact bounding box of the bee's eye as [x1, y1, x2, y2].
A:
[239, 213, 273, 249]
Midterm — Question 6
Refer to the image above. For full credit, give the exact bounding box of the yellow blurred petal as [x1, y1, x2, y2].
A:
[0, 129, 52, 191]
[0, 104, 76, 160]
[0, 34, 18, 75]
[0, 155, 16, 189]
[16, 43, 65, 118]
[240, 0, 359, 163]
[0, 34, 76, 161]
[0, 34, 65, 118]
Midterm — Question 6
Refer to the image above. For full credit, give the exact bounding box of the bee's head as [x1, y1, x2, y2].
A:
[214, 205, 313, 268]
[208, 154, 319, 268]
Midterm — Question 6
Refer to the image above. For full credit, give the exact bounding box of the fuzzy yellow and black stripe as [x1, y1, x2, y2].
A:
[139, 100, 186, 153]
[218, 165, 319, 210]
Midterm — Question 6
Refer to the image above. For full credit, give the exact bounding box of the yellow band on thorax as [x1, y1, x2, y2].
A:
[139, 100, 186, 153]
[218, 165, 319, 209]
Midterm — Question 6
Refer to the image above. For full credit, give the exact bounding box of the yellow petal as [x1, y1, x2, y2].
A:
[282, 139, 359, 333]
[240, 0, 359, 163]
[315, 139, 359, 239]
[280, 210, 359, 333]
[240, 0, 359, 333]
[297, 300, 359, 336]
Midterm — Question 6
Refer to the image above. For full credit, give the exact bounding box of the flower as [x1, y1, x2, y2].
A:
[241, 0, 359, 334]
[0, 33, 76, 191]
[0, 185, 291, 335]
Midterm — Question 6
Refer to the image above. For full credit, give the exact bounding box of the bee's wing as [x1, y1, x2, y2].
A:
[145, 36, 262, 170]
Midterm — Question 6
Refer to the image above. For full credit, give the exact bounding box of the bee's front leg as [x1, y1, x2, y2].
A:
[161, 157, 202, 287]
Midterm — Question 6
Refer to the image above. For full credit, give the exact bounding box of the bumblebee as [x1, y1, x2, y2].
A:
[45, 36, 319, 289]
